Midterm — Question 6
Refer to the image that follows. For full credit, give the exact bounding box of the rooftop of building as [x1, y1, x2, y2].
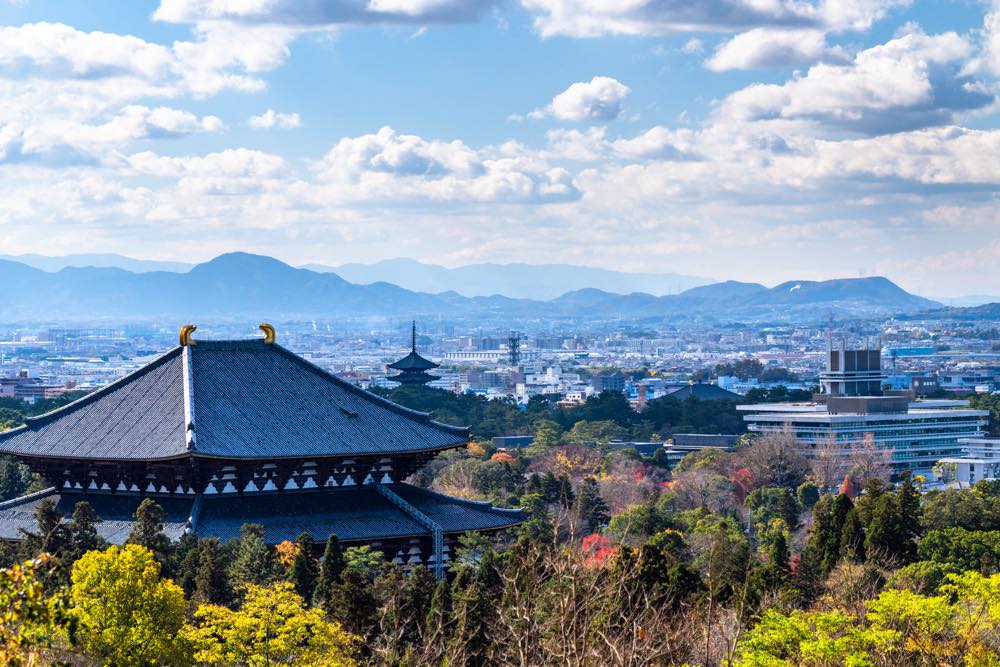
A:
[0, 329, 468, 462]
[0, 483, 521, 546]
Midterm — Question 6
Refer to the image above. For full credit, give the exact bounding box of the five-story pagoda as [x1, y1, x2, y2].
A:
[0, 324, 520, 577]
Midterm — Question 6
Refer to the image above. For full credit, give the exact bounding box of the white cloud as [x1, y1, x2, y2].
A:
[716, 29, 992, 134]
[681, 38, 704, 55]
[705, 28, 846, 70]
[0, 21, 295, 165]
[529, 76, 631, 121]
[0, 105, 223, 164]
[519, 0, 910, 38]
[153, 0, 498, 25]
[248, 109, 302, 129]
[985, 2, 1000, 76]
[611, 126, 698, 160]
[313, 126, 578, 203]
[0, 22, 269, 101]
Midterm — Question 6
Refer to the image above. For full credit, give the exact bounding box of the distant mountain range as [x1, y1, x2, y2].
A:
[305, 258, 713, 299]
[0, 253, 193, 274]
[3, 253, 711, 299]
[900, 302, 1000, 321]
[0, 252, 944, 323]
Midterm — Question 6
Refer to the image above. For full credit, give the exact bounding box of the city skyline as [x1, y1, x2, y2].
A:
[0, 0, 998, 294]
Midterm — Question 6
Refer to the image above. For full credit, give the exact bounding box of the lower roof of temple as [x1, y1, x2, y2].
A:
[0, 484, 522, 546]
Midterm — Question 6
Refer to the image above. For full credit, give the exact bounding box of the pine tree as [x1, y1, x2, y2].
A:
[791, 545, 824, 606]
[228, 523, 274, 599]
[540, 472, 560, 502]
[840, 508, 866, 563]
[865, 493, 905, 562]
[126, 498, 174, 575]
[65, 501, 106, 565]
[193, 537, 230, 605]
[557, 474, 575, 508]
[400, 564, 436, 646]
[446, 566, 484, 664]
[290, 532, 319, 602]
[423, 576, 452, 660]
[0, 455, 33, 502]
[897, 472, 922, 563]
[517, 492, 554, 545]
[575, 476, 610, 533]
[768, 530, 790, 574]
[778, 487, 801, 531]
[328, 565, 379, 637]
[20, 497, 68, 559]
[313, 532, 344, 607]
[526, 472, 543, 495]
[174, 532, 201, 598]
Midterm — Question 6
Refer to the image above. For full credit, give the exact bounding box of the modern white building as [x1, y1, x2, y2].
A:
[936, 438, 1000, 486]
[740, 343, 989, 475]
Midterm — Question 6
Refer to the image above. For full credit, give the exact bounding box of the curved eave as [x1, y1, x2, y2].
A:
[402, 484, 526, 519]
[0, 441, 468, 464]
[387, 352, 441, 372]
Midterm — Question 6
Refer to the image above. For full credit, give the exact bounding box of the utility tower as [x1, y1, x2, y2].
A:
[508, 331, 521, 367]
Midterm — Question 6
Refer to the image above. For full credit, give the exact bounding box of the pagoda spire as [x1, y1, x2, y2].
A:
[388, 319, 440, 386]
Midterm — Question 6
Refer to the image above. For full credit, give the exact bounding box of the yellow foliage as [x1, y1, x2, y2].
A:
[467, 441, 487, 457]
[275, 539, 300, 568]
[0, 555, 74, 667]
[183, 581, 359, 666]
[71, 544, 189, 666]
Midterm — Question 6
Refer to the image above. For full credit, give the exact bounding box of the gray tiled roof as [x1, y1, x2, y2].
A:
[0, 488, 191, 544]
[0, 484, 521, 546]
[0, 339, 468, 461]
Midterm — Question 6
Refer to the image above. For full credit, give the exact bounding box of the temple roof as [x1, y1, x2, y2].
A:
[0, 339, 468, 461]
[0, 484, 522, 545]
[388, 350, 440, 372]
[388, 321, 439, 372]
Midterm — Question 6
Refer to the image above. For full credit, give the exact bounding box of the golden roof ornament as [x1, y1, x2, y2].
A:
[259, 323, 276, 344]
[179, 324, 197, 346]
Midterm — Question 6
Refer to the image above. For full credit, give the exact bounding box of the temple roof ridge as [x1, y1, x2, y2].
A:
[0, 330, 468, 461]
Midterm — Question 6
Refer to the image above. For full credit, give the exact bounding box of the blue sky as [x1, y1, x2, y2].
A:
[0, 0, 998, 295]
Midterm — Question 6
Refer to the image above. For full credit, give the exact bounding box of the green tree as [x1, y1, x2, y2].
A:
[227, 523, 274, 598]
[183, 582, 358, 666]
[917, 527, 1000, 573]
[840, 508, 866, 563]
[20, 497, 69, 562]
[71, 544, 189, 665]
[530, 419, 562, 450]
[126, 498, 173, 574]
[0, 555, 75, 667]
[326, 547, 383, 637]
[745, 486, 800, 532]
[314, 533, 344, 607]
[517, 492, 554, 545]
[897, 471, 922, 562]
[0, 456, 32, 502]
[575, 476, 610, 533]
[64, 501, 106, 566]
[866, 493, 906, 563]
[566, 419, 627, 445]
[796, 481, 820, 510]
[290, 533, 319, 603]
[193, 537, 230, 605]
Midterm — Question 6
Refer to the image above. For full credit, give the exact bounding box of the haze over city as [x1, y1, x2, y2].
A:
[1, 0, 999, 294]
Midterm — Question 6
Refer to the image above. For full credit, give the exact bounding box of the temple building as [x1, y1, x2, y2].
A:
[0, 324, 520, 577]
[388, 321, 440, 386]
